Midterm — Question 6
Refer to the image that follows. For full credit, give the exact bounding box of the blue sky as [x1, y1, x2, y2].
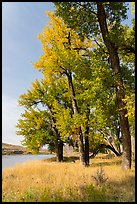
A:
[2, 2, 134, 146]
[2, 2, 55, 145]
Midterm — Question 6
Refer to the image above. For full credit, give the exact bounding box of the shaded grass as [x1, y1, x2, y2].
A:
[2, 154, 135, 202]
[44, 155, 79, 163]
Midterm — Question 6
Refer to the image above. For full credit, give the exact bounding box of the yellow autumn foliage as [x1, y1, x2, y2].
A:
[123, 93, 135, 118]
[33, 11, 94, 83]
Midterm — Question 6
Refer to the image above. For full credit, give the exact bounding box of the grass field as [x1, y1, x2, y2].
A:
[2, 154, 135, 202]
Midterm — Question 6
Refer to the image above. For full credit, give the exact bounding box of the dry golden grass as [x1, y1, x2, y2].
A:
[2, 154, 135, 202]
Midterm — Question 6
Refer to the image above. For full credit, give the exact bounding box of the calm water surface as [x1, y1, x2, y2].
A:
[2, 154, 55, 170]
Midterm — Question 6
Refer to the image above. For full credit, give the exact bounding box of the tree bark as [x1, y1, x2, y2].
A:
[116, 125, 122, 154]
[56, 138, 63, 162]
[77, 126, 85, 166]
[47, 105, 64, 162]
[84, 108, 90, 166]
[52, 124, 64, 162]
[85, 135, 89, 166]
[97, 2, 131, 169]
[67, 72, 86, 165]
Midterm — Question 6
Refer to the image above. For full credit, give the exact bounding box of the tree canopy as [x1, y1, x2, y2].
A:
[16, 3, 135, 169]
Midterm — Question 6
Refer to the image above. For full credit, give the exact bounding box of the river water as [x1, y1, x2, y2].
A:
[2, 154, 55, 170]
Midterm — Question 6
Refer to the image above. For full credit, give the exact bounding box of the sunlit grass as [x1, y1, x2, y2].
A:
[2, 154, 135, 202]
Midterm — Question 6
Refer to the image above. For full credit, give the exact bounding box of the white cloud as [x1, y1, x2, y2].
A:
[2, 95, 24, 146]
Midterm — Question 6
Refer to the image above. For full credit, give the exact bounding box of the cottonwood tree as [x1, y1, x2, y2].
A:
[17, 7, 134, 167]
[16, 78, 70, 161]
[54, 2, 135, 169]
[33, 12, 93, 166]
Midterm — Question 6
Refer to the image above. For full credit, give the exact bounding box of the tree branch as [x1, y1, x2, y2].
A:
[93, 39, 109, 54]
[76, 2, 97, 16]
[89, 143, 122, 158]
[119, 45, 135, 54]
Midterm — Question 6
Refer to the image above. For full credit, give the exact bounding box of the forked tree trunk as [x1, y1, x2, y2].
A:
[97, 2, 131, 169]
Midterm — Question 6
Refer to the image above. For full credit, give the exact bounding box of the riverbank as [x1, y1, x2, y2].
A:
[2, 143, 29, 155]
[2, 143, 50, 155]
[2, 154, 135, 202]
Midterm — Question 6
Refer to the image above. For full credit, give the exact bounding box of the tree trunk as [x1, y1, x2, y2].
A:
[116, 125, 122, 154]
[97, 2, 131, 169]
[47, 105, 64, 162]
[56, 138, 63, 162]
[53, 125, 63, 162]
[85, 135, 89, 166]
[67, 72, 86, 165]
[77, 126, 85, 165]
[85, 108, 90, 166]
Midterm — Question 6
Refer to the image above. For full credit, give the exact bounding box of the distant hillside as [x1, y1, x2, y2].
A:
[2, 143, 29, 155]
[2, 143, 51, 155]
